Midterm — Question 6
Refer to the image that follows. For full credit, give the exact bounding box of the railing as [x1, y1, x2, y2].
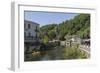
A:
[24, 36, 40, 42]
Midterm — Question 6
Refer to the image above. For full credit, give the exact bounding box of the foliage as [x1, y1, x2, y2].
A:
[48, 30, 56, 40]
[43, 35, 49, 45]
[40, 14, 90, 40]
[62, 44, 88, 59]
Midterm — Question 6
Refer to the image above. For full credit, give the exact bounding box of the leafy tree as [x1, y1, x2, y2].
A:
[48, 30, 56, 40]
[40, 14, 90, 40]
[43, 35, 49, 45]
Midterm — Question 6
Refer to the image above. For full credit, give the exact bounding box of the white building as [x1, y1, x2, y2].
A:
[24, 20, 40, 43]
[61, 35, 81, 47]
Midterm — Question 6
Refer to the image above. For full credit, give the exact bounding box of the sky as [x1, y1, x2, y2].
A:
[24, 11, 78, 27]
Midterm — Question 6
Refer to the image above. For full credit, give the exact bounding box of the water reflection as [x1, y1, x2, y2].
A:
[24, 44, 89, 61]
[24, 46, 66, 61]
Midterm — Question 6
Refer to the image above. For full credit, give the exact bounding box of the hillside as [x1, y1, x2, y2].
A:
[40, 14, 90, 41]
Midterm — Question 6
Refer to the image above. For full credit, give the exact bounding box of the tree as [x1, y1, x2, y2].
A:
[43, 35, 49, 45]
[40, 14, 90, 40]
[48, 30, 56, 40]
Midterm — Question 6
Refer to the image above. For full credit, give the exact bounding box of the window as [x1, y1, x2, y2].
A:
[28, 32, 31, 37]
[24, 32, 26, 36]
[24, 23, 26, 29]
[24, 32, 26, 39]
[28, 24, 31, 29]
[35, 26, 39, 32]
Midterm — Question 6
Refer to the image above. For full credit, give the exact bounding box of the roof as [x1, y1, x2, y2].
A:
[24, 20, 40, 25]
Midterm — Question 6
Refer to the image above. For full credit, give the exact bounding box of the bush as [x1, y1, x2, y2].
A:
[62, 44, 88, 59]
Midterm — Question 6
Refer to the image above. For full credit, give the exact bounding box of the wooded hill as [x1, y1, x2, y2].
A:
[40, 14, 90, 41]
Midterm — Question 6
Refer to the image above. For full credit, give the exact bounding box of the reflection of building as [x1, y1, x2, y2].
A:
[24, 20, 40, 43]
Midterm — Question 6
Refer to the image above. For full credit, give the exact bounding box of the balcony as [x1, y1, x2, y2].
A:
[24, 36, 40, 42]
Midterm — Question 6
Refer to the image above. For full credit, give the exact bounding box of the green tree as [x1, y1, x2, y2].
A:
[48, 30, 56, 40]
[43, 35, 49, 45]
[40, 14, 90, 40]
